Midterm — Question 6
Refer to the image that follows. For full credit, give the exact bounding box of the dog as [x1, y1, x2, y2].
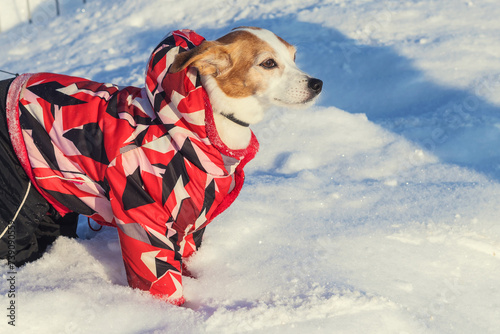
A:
[0, 27, 322, 304]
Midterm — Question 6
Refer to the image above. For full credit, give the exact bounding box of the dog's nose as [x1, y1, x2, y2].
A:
[308, 78, 323, 94]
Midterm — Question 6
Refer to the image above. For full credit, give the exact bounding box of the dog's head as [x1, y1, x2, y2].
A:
[169, 27, 322, 126]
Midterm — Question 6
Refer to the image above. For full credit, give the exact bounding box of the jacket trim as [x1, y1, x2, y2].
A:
[6, 73, 33, 179]
[5, 73, 70, 215]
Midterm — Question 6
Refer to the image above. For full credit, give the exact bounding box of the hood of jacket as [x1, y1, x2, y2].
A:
[145, 30, 259, 170]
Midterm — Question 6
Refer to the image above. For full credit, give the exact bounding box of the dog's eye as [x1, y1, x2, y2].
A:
[260, 59, 278, 69]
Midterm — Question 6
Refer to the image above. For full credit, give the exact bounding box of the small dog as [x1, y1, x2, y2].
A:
[0, 27, 322, 304]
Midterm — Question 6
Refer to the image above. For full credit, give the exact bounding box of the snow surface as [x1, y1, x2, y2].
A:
[1, 0, 500, 333]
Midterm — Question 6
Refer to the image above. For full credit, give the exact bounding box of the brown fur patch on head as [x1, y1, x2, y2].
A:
[169, 41, 232, 76]
[211, 30, 278, 98]
[234, 27, 296, 59]
[170, 28, 295, 99]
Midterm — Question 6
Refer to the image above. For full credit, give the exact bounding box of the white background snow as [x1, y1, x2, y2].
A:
[1, 0, 500, 333]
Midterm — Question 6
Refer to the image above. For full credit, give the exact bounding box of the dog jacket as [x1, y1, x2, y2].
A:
[5, 30, 259, 304]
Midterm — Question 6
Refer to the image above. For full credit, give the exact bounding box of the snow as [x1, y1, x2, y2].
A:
[1, 0, 500, 333]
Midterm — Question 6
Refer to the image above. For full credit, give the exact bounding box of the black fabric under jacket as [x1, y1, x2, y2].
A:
[0, 78, 77, 266]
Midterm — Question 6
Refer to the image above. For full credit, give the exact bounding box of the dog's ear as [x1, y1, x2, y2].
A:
[169, 41, 232, 76]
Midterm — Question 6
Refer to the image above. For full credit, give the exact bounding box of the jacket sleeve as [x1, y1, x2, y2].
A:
[105, 142, 191, 305]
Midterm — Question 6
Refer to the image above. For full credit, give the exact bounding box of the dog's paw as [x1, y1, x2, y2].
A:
[182, 263, 197, 279]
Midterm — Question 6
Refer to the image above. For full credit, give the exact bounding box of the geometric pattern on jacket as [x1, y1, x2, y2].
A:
[6, 30, 259, 304]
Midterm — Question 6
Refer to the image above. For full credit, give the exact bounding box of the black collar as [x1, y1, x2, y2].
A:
[220, 112, 250, 127]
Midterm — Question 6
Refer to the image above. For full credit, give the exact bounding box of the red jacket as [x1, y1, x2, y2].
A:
[6, 30, 259, 304]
